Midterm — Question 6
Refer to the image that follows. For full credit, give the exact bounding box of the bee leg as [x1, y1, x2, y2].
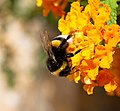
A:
[70, 66, 80, 74]
[72, 66, 79, 72]
[66, 61, 80, 75]
[66, 34, 73, 40]
[59, 68, 71, 76]
[65, 49, 81, 58]
[58, 35, 73, 50]
[58, 39, 68, 50]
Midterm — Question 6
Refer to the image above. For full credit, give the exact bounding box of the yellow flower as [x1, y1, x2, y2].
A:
[58, 1, 88, 34]
[67, 71, 81, 83]
[99, 56, 111, 68]
[81, 44, 94, 59]
[58, 16, 70, 34]
[71, 52, 82, 67]
[85, 25, 102, 44]
[36, 0, 42, 7]
[74, 72, 81, 83]
[104, 82, 117, 93]
[88, 0, 100, 9]
[81, 48, 91, 59]
[58, 0, 120, 95]
[87, 66, 99, 80]
[93, 5, 110, 28]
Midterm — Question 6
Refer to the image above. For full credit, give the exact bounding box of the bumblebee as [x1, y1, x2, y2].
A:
[40, 31, 81, 76]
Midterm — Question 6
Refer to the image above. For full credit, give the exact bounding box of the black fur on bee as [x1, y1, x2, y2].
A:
[40, 31, 81, 76]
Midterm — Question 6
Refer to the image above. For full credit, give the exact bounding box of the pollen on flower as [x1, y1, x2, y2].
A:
[58, 0, 120, 95]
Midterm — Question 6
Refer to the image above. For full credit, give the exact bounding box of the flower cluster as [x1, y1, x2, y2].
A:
[58, 0, 120, 95]
[36, 0, 68, 18]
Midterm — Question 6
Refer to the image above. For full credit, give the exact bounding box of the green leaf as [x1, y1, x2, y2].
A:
[2, 64, 15, 87]
[102, 0, 118, 25]
[46, 11, 59, 25]
[117, 2, 120, 15]
[117, 43, 120, 48]
[81, 0, 88, 6]
[68, 0, 75, 2]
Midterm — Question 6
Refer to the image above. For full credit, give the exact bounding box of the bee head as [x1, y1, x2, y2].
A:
[46, 57, 62, 72]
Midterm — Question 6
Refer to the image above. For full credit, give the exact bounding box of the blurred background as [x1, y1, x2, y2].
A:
[0, 0, 120, 111]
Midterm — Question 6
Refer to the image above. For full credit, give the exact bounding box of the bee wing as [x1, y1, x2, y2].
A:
[40, 31, 54, 57]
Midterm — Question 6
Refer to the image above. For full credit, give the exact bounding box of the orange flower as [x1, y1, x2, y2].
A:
[58, 0, 120, 95]
[96, 69, 114, 86]
[83, 83, 97, 95]
[83, 84, 94, 95]
[36, 0, 68, 18]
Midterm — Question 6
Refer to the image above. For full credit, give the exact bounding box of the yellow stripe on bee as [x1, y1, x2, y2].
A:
[51, 40, 61, 48]
[52, 61, 67, 76]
